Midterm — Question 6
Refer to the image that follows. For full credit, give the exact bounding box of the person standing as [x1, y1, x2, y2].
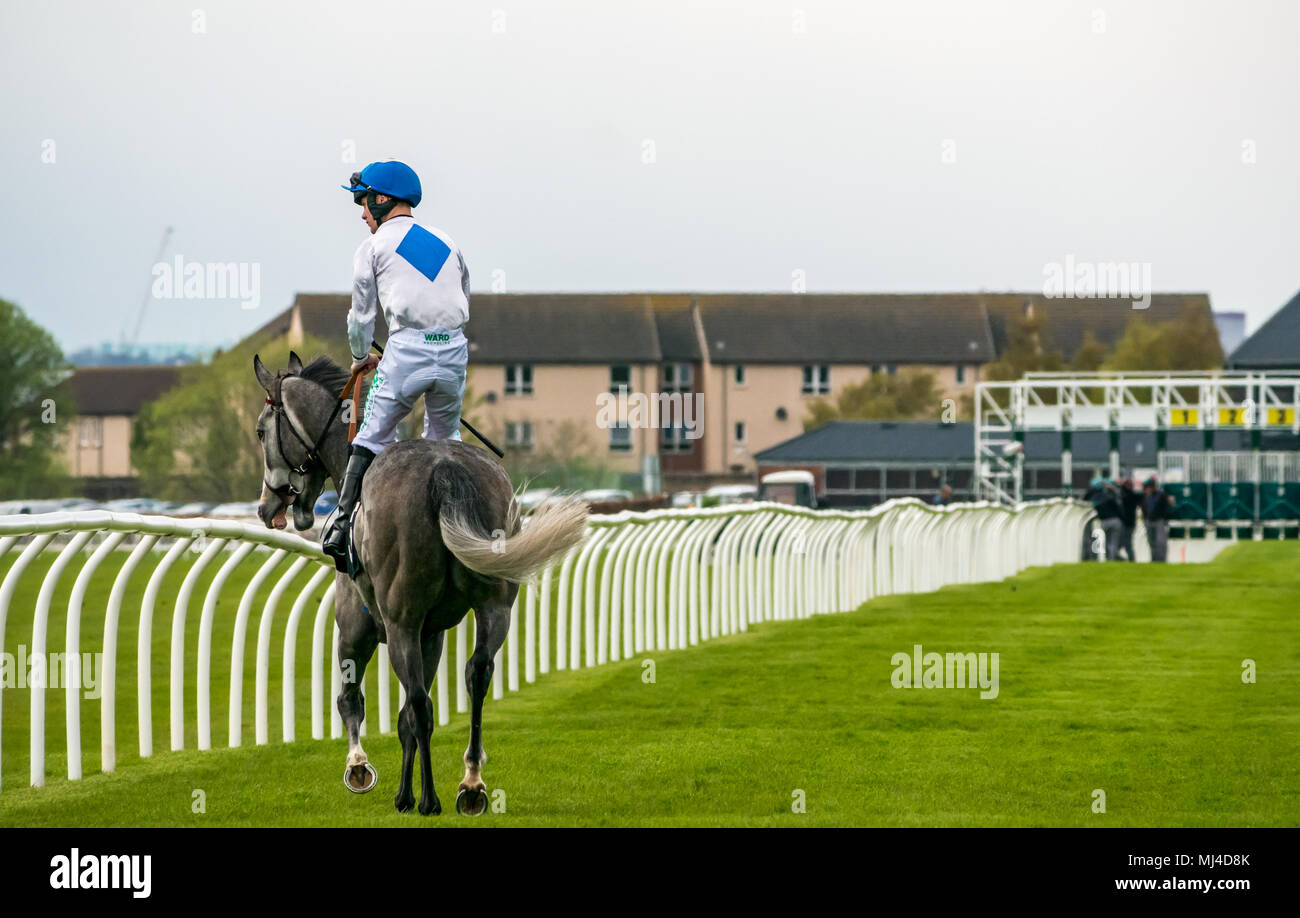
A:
[1116, 476, 1141, 562]
[1141, 476, 1175, 563]
[1086, 476, 1123, 560]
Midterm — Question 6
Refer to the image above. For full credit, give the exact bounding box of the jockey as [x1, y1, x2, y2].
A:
[322, 160, 471, 572]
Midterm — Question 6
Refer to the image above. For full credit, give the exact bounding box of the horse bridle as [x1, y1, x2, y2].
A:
[264, 372, 352, 497]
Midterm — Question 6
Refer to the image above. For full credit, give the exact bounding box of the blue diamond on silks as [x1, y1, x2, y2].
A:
[394, 224, 451, 283]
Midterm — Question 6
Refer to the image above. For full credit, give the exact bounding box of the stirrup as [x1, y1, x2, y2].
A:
[322, 510, 352, 573]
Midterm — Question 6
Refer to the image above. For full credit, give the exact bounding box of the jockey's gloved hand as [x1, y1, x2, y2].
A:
[351, 354, 379, 374]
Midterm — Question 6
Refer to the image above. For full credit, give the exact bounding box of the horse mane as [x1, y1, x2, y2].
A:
[296, 355, 351, 396]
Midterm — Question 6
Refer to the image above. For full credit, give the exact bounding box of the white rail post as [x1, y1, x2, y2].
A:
[506, 588, 521, 691]
[66, 530, 126, 780]
[101, 533, 158, 773]
[553, 542, 583, 672]
[31, 530, 95, 787]
[229, 548, 287, 748]
[310, 580, 337, 740]
[377, 644, 392, 734]
[283, 564, 332, 742]
[330, 622, 343, 737]
[139, 536, 194, 758]
[171, 536, 228, 751]
[524, 578, 538, 684]
[197, 542, 256, 750]
[631, 519, 671, 653]
[435, 619, 450, 725]
[0, 532, 56, 792]
[578, 526, 614, 669]
[255, 555, 312, 745]
[597, 523, 637, 665]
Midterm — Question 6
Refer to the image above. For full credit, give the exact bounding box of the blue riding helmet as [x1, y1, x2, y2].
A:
[341, 161, 422, 207]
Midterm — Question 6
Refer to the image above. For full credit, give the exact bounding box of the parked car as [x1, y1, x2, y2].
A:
[170, 502, 216, 517]
[758, 470, 819, 508]
[57, 498, 99, 511]
[102, 498, 169, 514]
[704, 483, 757, 506]
[207, 501, 262, 519]
[580, 489, 634, 504]
[0, 499, 66, 514]
[517, 488, 556, 511]
[671, 491, 702, 508]
[314, 490, 339, 516]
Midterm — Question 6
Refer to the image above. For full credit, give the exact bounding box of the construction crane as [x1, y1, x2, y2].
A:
[124, 226, 173, 349]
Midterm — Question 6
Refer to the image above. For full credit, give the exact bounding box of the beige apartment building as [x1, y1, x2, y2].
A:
[61, 365, 181, 497]
[241, 291, 1209, 487]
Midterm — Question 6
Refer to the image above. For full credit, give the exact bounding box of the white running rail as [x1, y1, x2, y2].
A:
[0, 497, 1090, 791]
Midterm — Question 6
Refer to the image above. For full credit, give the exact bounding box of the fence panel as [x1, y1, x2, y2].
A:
[0, 497, 1091, 792]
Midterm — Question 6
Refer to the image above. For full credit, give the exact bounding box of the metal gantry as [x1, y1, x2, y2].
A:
[975, 371, 1300, 505]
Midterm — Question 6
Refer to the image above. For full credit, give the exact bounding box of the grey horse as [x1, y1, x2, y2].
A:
[253, 352, 587, 815]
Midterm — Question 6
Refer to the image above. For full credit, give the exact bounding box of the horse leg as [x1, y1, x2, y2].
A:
[458, 591, 514, 816]
[337, 588, 380, 794]
[390, 625, 439, 815]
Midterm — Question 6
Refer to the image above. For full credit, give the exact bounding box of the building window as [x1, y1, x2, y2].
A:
[78, 416, 103, 448]
[661, 425, 692, 453]
[663, 363, 692, 393]
[886, 364, 897, 376]
[505, 421, 534, 451]
[826, 468, 852, 490]
[734, 365, 746, 386]
[854, 469, 879, 490]
[609, 423, 631, 452]
[734, 421, 746, 443]
[955, 364, 965, 384]
[610, 364, 630, 392]
[505, 364, 533, 395]
[802, 364, 829, 395]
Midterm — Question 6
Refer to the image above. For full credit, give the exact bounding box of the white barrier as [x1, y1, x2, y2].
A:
[0, 497, 1091, 791]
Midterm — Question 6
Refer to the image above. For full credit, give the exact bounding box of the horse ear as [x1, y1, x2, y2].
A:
[253, 354, 275, 392]
[287, 351, 304, 375]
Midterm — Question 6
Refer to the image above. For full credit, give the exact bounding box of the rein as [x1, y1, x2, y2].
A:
[265, 367, 365, 494]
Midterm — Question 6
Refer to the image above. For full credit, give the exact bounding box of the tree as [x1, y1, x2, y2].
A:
[0, 298, 72, 497]
[495, 419, 622, 493]
[983, 308, 1064, 381]
[803, 368, 942, 429]
[1069, 330, 1108, 372]
[1103, 306, 1224, 372]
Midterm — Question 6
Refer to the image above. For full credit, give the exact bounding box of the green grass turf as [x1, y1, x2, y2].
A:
[0, 539, 1296, 827]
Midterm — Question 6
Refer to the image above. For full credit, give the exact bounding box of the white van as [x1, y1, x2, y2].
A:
[759, 470, 818, 508]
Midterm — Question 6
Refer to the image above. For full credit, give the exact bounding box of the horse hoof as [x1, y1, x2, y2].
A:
[419, 796, 442, 817]
[456, 786, 489, 816]
[343, 762, 378, 794]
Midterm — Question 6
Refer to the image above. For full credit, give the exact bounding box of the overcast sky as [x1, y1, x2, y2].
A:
[3, 0, 1297, 353]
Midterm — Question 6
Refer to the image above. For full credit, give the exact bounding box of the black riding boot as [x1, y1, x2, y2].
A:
[322, 446, 375, 573]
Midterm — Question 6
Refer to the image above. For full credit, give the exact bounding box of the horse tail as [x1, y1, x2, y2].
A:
[434, 460, 589, 583]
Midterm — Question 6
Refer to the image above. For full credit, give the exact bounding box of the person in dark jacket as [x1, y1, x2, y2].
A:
[1141, 476, 1176, 562]
[1084, 476, 1123, 560]
[1116, 476, 1142, 562]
